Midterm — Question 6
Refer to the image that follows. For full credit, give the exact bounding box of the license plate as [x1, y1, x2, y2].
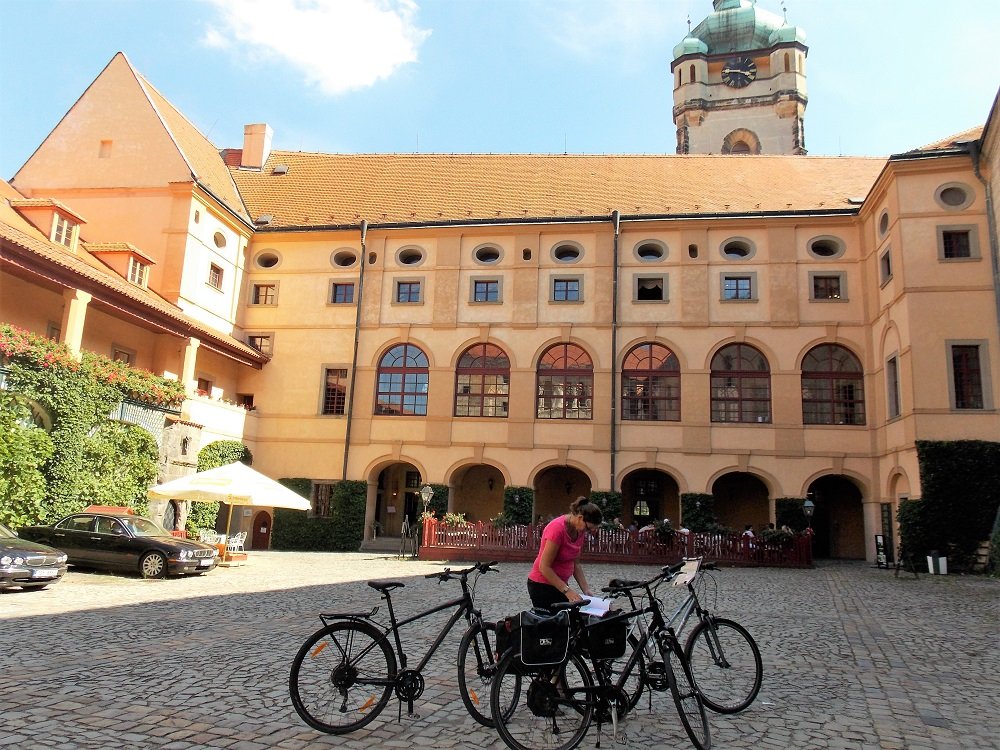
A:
[32, 568, 58, 578]
[199, 558, 213, 566]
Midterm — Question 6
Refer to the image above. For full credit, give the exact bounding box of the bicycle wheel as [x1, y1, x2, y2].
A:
[604, 634, 647, 711]
[684, 617, 762, 714]
[664, 640, 711, 750]
[457, 620, 501, 727]
[289, 620, 396, 734]
[491, 651, 594, 750]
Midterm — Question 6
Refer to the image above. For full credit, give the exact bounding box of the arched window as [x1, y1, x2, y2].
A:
[801, 344, 866, 425]
[689, 64, 696, 83]
[537, 343, 593, 419]
[784, 52, 790, 72]
[730, 141, 751, 155]
[622, 343, 680, 421]
[710, 343, 771, 423]
[455, 343, 510, 418]
[375, 343, 429, 415]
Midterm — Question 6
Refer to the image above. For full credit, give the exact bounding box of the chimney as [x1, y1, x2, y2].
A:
[242, 123, 273, 169]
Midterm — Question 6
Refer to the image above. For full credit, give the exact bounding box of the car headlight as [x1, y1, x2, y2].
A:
[1, 555, 14, 565]
[178, 550, 192, 560]
[57, 553, 68, 564]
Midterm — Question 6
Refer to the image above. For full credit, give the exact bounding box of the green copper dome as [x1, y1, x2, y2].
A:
[673, 0, 806, 59]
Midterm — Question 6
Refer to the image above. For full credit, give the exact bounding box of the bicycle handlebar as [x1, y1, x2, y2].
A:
[424, 560, 499, 582]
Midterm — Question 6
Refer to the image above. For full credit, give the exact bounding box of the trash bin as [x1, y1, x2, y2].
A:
[926, 551, 948, 575]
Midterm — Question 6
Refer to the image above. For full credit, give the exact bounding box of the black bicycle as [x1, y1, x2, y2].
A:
[610, 558, 762, 714]
[489, 561, 711, 750]
[289, 561, 502, 733]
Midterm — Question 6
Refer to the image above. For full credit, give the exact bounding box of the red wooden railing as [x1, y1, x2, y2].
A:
[419, 520, 813, 568]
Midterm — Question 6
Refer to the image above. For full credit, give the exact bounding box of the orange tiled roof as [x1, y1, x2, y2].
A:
[135, 70, 251, 223]
[229, 152, 887, 229]
[911, 126, 983, 153]
[83, 241, 157, 264]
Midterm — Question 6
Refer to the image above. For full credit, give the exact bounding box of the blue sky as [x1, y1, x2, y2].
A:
[2, 0, 999, 179]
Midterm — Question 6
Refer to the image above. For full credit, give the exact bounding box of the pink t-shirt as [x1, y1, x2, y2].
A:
[528, 516, 586, 585]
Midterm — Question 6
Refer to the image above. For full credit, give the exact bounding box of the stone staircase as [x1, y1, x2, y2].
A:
[360, 535, 406, 554]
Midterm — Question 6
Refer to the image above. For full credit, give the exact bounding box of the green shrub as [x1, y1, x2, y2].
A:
[680, 493, 716, 532]
[0, 395, 54, 528]
[504, 486, 534, 524]
[78, 421, 158, 514]
[902, 440, 1000, 570]
[589, 490, 622, 522]
[271, 479, 364, 551]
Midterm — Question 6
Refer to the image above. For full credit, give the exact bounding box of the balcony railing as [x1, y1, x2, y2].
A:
[419, 519, 813, 568]
[109, 398, 181, 445]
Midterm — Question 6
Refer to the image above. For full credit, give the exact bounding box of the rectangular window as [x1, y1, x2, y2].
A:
[879, 249, 892, 285]
[46, 322, 61, 340]
[322, 368, 349, 415]
[251, 283, 277, 305]
[941, 230, 971, 259]
[472, 279, 500, 302]
[396, 280, 421, 303]
[208, 263, 224, 290]
[196, 377, 213, 396]
[810, 273, 844, 300]
[722, 275, 754, 300]
[634, 275, 667, 302]
[236, 393, 255, 409]
[330, 282, 355, 304]
[127, 257, 148, 287]
[112, 347, 133, 365]
[950, 344, 984, 409]
[886, 355, 900, 419]
[552, 278, 581, 302]
[52, 215, 77, 248]
[247, 334, 273, 355]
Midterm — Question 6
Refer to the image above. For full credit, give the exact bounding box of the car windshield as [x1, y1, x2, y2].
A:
[122, 517, 171, 537]
[0, 523, 15, 539]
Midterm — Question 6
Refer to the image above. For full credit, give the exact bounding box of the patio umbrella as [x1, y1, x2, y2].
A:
[147, 462, 311, 542]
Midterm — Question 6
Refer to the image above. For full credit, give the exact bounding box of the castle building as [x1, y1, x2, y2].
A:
[2, 10, 998, 562]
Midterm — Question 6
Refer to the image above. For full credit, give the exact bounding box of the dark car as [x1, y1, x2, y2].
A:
[0, 522, 68, 590]
[19, 512, 218, 579]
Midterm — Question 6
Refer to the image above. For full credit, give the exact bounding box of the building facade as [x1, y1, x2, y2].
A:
[3, 45, 998, 561]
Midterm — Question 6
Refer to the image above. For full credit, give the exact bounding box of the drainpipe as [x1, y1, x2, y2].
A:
[342, 220, 368, 481]
[610, 210, 621, 493]
[968, 141, 1000, 350]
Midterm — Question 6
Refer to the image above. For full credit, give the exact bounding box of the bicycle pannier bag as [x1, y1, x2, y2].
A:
[519, 609, 570, 666]
[495, 613, 520, 661]
[583, 612, 628, 660]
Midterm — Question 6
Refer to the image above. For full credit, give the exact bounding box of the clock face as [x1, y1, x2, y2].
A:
[722, 57, 757, 88]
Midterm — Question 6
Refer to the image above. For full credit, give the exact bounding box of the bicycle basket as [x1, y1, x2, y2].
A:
[519, 609, 570, 666]
[583, 612, 628, 660]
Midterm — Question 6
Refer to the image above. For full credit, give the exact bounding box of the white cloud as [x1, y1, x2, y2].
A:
[202, 0, 430, 95]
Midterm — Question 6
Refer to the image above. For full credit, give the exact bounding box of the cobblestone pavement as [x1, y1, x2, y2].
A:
[2, 553, 997, 750]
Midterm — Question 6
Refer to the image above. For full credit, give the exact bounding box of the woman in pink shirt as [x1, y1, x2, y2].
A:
[527, 496, 603, 609]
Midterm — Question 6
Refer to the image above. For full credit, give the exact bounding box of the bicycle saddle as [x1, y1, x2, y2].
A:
[367, 580, 405, 592]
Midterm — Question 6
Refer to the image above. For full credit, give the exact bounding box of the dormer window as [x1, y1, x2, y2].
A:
[52, 214, 78, 249]
[127, 256, 149, 287]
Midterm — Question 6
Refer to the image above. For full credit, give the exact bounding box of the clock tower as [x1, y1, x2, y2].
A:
[672, 0, 808, 155]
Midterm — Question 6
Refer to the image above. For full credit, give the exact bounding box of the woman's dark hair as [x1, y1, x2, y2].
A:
[570, 496, 602, 525]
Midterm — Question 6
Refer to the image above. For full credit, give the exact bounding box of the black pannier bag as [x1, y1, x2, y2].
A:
[519, 609, 571, 666]
[583, 611, 628, 660]
[495, 613, 520, 661]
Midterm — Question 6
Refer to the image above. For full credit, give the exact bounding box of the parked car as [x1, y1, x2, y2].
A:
[0, 522, 68, 590]
[18, 512, 218, 579]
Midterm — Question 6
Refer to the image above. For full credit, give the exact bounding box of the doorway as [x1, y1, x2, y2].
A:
[252, 511, 272, 551]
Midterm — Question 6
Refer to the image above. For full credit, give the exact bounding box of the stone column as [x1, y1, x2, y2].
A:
[181, 337, 200, 394]
[59, 288, 92, 360]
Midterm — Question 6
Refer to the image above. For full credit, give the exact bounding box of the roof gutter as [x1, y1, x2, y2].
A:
[342, 219, 368, 481]
[609, 210, 621, 495]
[967, 140, 1000, 355]
[253, 207, 860, 235]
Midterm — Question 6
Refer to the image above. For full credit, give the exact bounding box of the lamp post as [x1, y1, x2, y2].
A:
[802, 498, 815, 531]
[420, 484, 434, 516]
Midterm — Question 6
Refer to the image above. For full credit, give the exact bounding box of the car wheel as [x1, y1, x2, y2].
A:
[140, 551, 168, 579]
